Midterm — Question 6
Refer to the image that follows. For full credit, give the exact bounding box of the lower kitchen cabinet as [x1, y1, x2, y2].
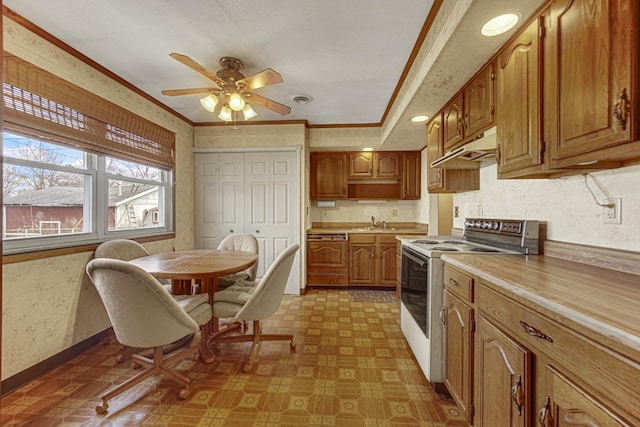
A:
[349, 234, 399, 287]
[442, 262, 640, 426]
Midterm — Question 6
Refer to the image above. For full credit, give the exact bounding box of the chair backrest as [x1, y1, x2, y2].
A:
[95, 239, 150, 261]
[86, 258, 199, 348]
[217, 233, 259, 281]
[233, 244, 299, 322]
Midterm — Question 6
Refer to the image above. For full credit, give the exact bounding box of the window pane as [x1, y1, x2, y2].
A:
[106, 156, 161, 181]
[108, 179, 162, 230]
[3, 132, 86, 168]
[3, 165, 89, 239]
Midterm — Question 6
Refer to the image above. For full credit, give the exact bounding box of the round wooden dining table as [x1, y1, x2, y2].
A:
[129, 249, 258, 363]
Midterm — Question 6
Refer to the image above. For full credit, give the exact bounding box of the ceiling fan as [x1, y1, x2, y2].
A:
[162, 53, 291, 121]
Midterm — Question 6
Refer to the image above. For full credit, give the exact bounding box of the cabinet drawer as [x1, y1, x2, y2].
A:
[377, 234, 398, 244]
[479, 282, 640, 422]
[349, 234, 375, 244]
[444, 264, 474, 302]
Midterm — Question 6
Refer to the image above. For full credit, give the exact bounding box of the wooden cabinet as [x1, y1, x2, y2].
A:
[426, 114, 479, 193]
[348, 234, 398, 287]
[311, 151, 420, 200]
[496, 17, 544, 178]
[476, 317, 532, 427]
[310, 152, 347, 199]
[443, 63, 495, 153]
[306, 240, 348, 286]
[545, 0, 639, 169]
[401, 151, 421, 199]
[348, 151, 401, 179]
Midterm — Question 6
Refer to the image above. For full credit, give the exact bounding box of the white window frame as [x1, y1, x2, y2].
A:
[2, 135, 174, 254]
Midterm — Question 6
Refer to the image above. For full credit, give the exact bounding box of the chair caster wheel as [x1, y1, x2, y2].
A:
[115, 354, 125, 363]
[95, 403, 108, 414]
[290, 341, 296, 350]
[179, 389, 190, 400]
[242, 363, 252, 373]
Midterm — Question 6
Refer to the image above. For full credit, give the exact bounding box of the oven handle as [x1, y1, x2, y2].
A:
[402, 250, 427, 267]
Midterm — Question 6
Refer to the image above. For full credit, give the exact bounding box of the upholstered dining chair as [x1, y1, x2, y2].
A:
[216, 233, 259, 288]
[86, 258, 211, 414]
[209, 244, 299, 372]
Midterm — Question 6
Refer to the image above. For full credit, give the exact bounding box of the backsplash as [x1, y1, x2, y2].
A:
[309, 200, 420, 223]
[453, 163, 640, 252]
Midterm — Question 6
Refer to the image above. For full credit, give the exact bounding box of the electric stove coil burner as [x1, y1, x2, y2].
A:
[413, 240, 439, 244]
[432, 247, 459, 251]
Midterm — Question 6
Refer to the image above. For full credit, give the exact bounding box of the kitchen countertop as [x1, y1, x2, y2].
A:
[308, 223, 427, 235]
[441, 253, 640, 362]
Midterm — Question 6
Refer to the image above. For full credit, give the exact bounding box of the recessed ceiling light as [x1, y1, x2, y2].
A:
[362, 147, 374, 151]
[411, 115, 429, 123]
[481, 13, 519, 37]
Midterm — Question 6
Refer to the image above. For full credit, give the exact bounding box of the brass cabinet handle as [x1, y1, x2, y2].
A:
[538, 396, 551, 426]
[613, 88, 630, 130]
[511, 374, 523, 415]
[440, 306, 446, 327]
[519, 320, 553, 343]
[449, 278, 461, 287]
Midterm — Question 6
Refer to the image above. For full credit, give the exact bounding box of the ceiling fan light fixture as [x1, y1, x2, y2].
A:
[242, 104, 258, 120]
[200, 93, 219, 112]
[218, 105, 233, 122]
[228, 92, 246, 111]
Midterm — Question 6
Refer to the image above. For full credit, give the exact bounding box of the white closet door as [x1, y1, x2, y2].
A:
[244, 151, 300, 295]
[194, 153, 244, 249]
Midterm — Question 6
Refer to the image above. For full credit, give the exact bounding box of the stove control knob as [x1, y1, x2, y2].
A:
[492, 221, 500, 230]
[464, 220, 473, 228]
[474, 220, 482, 228]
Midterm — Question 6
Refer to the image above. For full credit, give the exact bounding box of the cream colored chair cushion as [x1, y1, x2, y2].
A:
[216, 234, 259, 287]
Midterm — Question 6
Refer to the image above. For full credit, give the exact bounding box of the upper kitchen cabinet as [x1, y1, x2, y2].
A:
[427, 113, 479, 193]
[310, 151, 421, 200]
[496, 17, 544, 178]
[443, 62, 496, 153]
[545, 0, 639, 169]
[348, 151, 402, 179]
[310, 152, 347, 200]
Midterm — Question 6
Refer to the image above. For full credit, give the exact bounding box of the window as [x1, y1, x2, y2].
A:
[2, 132, 173, 253]
[2, 53, 175, 254]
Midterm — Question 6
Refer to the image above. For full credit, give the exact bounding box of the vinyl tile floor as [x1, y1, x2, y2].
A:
[1, 289, 468, 426]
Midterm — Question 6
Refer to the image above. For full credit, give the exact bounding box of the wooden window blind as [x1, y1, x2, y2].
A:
[2, 53, 175, 170]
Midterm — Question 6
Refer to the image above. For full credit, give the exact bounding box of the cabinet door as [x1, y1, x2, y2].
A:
[538, 365, 633, 427]
[307, 241, 347, 271]
[348, 244, 375, 285]
[375, 152, 402, 178]
[443, 93, 465, 152]
[401, 151, 421, 199]
[476, 317, 532, 427]
[348, 152, 374, 177]
[376, 242, 397, 286]
[444, 290, 474, 424]
[310, 153, 347, 199]
[426, 114, 444, 191]
[546, 0, 636, 167]
[496, 18, 543, 176]
[464, 62, 495, 137]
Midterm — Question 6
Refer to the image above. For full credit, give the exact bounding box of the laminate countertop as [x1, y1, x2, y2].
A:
[441, 253, 640, 362]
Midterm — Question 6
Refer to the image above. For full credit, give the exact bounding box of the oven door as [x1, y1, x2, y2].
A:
[400, 246, 429, 337]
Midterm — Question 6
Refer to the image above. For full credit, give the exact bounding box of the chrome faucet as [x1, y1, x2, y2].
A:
[370, 216, 376, 228]
[382, 220, 387, 229]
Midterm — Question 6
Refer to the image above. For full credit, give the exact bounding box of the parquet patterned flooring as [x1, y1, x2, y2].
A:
[1, 289, 468, 426]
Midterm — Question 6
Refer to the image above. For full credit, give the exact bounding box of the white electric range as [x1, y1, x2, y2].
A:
[399, 218, 542, 389]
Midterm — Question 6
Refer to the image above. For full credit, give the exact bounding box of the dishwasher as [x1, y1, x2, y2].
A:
[306, 233, 349, 286]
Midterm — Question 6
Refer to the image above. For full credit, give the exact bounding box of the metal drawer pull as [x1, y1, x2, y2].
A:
[538, 396, 551, 426]
[510, 374, 523, 416]
[449, 278, 461, 287]
[519, 320, 553, 343]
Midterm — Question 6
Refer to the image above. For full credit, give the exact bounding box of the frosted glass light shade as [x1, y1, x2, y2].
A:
[218, 105, 233, 121]
[481, 13, 519, 37]
[228, 92, 246, 111]
[200, 94, 219, 112]
[242, 104, 258, 120]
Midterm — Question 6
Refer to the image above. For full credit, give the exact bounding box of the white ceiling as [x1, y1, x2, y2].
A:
[4, 0, 545, 150]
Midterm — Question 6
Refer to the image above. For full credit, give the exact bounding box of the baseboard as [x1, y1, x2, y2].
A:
[1, 329, 111, 396]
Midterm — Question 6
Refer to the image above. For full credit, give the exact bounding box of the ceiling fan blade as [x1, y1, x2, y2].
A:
[245, 92, 291, 115]
[161, 87, 218, 96]
[169, 52, 225, 87]
[237, 68, 283, 90]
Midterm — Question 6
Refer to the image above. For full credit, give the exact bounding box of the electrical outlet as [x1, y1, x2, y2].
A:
[604, 198, 622, 224]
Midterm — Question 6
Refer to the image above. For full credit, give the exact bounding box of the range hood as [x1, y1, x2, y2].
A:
[431, 127, 497, 169]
